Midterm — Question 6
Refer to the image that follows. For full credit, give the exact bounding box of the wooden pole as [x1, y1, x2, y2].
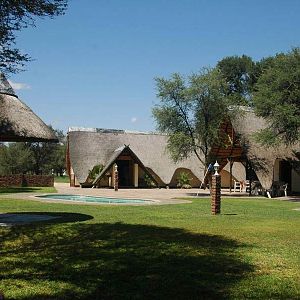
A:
[229, 158, 233, 193]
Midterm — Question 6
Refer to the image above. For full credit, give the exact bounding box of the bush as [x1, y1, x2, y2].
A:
[177, 172, 192, 188]
[143, 174, 156, 188]
[87, 164, 104, 182]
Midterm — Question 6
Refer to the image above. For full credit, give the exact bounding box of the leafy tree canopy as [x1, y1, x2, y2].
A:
[253, 48, 300, 145]
[217, 55, 257, 105]
[0, 0, 68, 74]
[0, 142, 33, 174]
[153, 68, 232, 168]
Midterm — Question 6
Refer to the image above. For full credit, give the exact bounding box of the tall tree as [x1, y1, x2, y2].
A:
[0, 0, 68, 74]
[253, 48, 300, 145]
[153, 68, 231, 170]
[217, 55, 257, 105]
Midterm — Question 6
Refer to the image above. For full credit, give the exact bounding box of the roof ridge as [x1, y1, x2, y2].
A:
[68, 126, 167, 136]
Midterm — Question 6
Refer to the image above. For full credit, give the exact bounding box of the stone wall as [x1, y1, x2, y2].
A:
[0, 175, 54, 187]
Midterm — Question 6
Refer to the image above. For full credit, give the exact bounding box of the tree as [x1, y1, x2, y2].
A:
[0, 142, 33, 174]
[0, 127, 66, 175]
[0, 0, 68, 74]
[153, 68, 232, 170]
[25, 127, 66, 175]
[48, 129, 66, 176]
[253, 48, 300, 145]
[217, 55, 257, 105]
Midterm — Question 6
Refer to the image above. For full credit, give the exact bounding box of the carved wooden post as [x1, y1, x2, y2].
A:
[114, 164, 118, 191]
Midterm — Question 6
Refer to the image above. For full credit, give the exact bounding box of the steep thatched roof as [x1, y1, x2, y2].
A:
[68, 128, 205, 185]
[0, 73, 15, 96]
[232, 107, 300, 189]
[92, 145, 159, 186]
[0, 74, 57, 142]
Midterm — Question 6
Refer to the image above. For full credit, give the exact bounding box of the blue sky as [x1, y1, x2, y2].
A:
[9, 0, 300, 133]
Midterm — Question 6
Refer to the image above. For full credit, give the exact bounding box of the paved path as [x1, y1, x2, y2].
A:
[2, 183, 278, 206]
[49, 183, 252, 205]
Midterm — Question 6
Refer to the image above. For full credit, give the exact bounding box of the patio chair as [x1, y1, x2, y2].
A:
[233, 180, 242, 192]
[280, 183, 288, 197]
[245, 180, 250, 193]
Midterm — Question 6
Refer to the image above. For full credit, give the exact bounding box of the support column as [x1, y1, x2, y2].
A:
[229, 159, 233, 193]
[134, 163, 139, 188]
[211, 174, 221, 215]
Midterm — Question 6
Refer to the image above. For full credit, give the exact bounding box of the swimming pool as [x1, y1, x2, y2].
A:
[36, 194, 154, 204]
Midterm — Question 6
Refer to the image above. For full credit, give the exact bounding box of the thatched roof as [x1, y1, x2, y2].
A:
[68, 128, 205, 185]
[0, 74, 57, 142]
[0, 73, 15, 96]
[68, 107, 300, 190]
[92, 145, 158, 186]
[232, 107, 300, 189]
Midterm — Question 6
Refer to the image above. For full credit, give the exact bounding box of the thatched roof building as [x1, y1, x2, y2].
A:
[67, 107, 300, 194]
[212, 107, 300, 193]
[67, 128, 206, 188]
[0, 73, 57, 142]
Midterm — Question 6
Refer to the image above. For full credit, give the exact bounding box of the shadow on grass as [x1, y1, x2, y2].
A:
[0, 222, 253, 300]
[0, 212, 93, 226]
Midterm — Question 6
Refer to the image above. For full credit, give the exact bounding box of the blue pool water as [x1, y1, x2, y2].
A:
[36, 194, 152, 204]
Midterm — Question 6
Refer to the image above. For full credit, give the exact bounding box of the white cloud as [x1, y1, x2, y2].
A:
[131, 117, 137, 123]
[8, 80, 31, 90]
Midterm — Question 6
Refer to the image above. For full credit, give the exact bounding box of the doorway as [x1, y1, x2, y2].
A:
[279, 160, 292, 193]
[116, 160, 133, 187]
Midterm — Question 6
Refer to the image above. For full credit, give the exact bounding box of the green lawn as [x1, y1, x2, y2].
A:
[54, 175, 70, 183]
[0, 195, 299, 299]
[0, 186, 57, 194]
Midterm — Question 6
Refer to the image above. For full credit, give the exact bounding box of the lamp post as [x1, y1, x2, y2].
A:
[211, 160, 221, 215]
[214, 161, 220, 176]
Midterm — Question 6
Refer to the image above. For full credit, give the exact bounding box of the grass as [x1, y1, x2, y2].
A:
[0, 186, 57, 194]
[0, 194, 299, 299]
[54, 176, 70, 183]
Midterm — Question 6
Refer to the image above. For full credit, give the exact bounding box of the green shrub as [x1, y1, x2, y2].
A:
[87, 164, 104, 182]
[144, 174, 156, 188]
[177, 171, 192, 188]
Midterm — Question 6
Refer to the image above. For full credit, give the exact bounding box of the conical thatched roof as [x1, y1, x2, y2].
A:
[0, 74, 57, 142]
[0, 73, 16, 96]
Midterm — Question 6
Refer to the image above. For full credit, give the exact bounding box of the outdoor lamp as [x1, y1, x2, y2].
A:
[214, 161, 220, 176]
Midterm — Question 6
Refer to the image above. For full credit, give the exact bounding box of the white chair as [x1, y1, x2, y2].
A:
[280, 183, 288, 197]
[233, 180, 242, 192]
[245, 180, 250, 192]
